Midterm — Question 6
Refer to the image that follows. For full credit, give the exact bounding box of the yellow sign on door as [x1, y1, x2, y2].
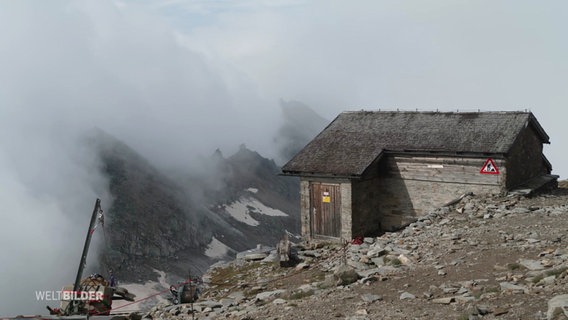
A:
[322, 191, 330, 203]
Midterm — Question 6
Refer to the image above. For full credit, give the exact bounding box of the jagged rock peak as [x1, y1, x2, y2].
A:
[211, 148, 224, 160]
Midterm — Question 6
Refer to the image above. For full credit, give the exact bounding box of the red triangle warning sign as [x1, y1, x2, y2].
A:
[480, 158, 499, 175]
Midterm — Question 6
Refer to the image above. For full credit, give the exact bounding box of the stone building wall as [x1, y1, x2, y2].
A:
[339, 182, 352, 241]
[299, 146, 550, 238]
[351, 178, 382, 237]
[374, 155, 504, 231]
[505, 125, 550, 189]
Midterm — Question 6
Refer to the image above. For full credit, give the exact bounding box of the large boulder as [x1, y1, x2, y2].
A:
[334, 264, 359, 286]
[548, 294, 568, 320]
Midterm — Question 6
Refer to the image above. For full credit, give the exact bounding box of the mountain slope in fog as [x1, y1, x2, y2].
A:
[274, 99, 329, 163]
[85, 129, 299, 282]
[85, 129, 210, 281]
[82, 101, 325, 283]
[182, 145, 301, 254]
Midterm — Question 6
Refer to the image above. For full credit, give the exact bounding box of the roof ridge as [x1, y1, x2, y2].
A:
[342, 109, 532, 114]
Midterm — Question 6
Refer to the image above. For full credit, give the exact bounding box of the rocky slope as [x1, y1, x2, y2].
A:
[85, 129, 300, 283]
[88, 129, 209, 281]
[80, 99, 328, 285]
[176, 145, 300, 254]
[143, 186, 568, 320]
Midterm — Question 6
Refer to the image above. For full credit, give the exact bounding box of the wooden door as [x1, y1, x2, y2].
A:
[310, 182, 341, 238]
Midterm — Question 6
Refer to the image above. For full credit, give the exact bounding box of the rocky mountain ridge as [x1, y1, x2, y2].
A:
[143, 186, 568, 320]
[71, 100, 327, 286]
[85, 129, 300, 283]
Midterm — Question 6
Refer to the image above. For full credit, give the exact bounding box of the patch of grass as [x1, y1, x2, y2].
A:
[288, 289, 315, 300]
[551, 308, 564, 319]
[507, 263, 522, 271]
[528, 267, 567, 284]
[484, 286, 500, 294]
[457, 313, 470, 320]
[545, 267, 567, 277]
[390, 258, 402, 266]
[531, 274, 544, 284]
[311, 270, 327, 282]
[475, 286, 500, 300]
[316, 281, 334, 290]
[210, 261, 264, 291]
[473, 291, 482, 300]
[244, 286, 265, 297]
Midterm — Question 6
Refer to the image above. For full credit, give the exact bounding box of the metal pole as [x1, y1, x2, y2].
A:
[67, 198, 101, 315]
[189, 271, 195, 320]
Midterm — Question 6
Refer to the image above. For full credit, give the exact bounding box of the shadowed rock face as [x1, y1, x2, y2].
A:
[84, 129, 300, 282]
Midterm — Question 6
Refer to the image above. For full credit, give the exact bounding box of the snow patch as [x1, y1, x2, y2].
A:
[225, 199, 260, 226]
[224, 196, 288, 226]
[205, 236, 230, 259]
[246, 187, 259, 193]
[112, 269, 169, 312]
[154, 269, 169, 288]
[250, 198, 288, 217]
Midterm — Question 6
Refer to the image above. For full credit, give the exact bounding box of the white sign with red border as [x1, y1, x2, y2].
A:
[480, 158, 499, 175]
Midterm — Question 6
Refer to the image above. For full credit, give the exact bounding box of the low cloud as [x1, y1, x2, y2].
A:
[1, 0, 567, 315]
[0, 1, 280, 315]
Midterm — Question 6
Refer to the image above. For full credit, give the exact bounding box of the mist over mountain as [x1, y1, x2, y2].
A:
[0, 99, 323, 316]
[85, 122, 306, 283]
[274, 100, 329, 163]
[85, 129, 211, 280]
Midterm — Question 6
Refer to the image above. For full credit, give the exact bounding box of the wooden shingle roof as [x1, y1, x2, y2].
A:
[281, 111, 549, 177]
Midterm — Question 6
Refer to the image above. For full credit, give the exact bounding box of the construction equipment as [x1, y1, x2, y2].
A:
[46, 199, 135, 316]
[168, 276, 201, 305]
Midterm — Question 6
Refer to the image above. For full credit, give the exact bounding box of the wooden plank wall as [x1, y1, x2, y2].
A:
[386, 156, 504, 186]
[310, 183, 341, 238]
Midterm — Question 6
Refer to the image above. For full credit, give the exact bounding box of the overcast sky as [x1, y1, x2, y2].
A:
[0, 0, 566, 315]
[145, 0, 566, 172]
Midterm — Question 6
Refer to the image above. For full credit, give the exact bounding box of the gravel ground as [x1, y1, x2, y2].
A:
[145, 187, 568, 320]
